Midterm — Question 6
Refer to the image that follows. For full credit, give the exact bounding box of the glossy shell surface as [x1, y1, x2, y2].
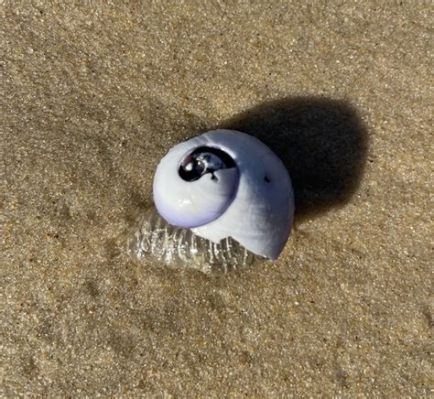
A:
[153, 129, 294, 259]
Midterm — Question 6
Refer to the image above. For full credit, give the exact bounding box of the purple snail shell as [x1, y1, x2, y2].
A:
[153, 129, 294, 259]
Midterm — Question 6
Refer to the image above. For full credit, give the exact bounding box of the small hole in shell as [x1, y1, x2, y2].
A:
[264, 175, 271, 183]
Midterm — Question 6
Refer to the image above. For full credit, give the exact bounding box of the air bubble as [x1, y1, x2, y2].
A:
[127, 209, 261, 273]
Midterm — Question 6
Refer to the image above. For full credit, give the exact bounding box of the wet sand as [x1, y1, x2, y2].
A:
[2, 2, 432, 397]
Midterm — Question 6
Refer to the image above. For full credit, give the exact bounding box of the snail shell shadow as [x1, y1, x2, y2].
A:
[217, 97, 369, 222]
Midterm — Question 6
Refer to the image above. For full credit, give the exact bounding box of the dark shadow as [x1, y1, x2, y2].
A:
[216, 97, 369, 222]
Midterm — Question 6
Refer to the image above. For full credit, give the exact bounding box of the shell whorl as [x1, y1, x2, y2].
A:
[153, 129, 294, 260]
[153, 140, 240, 229]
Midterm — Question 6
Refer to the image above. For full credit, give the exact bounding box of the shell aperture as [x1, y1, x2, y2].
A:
[153, 130, 294, 260]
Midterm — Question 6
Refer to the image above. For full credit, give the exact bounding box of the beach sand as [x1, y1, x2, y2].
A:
[1, 2, 432, 397]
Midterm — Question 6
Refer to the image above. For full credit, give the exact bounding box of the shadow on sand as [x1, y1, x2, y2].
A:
[216, 97, 369, 222]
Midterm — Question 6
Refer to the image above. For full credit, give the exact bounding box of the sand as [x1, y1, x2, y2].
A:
[1, 1, 432, 397]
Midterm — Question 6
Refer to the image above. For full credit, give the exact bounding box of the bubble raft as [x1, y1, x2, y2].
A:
[128, 209, 260, 273]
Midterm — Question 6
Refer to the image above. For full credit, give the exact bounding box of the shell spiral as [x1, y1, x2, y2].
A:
[152, 129, 294, 261]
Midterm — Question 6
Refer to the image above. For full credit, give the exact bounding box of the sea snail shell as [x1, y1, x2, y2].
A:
[153, 129, 294, 259]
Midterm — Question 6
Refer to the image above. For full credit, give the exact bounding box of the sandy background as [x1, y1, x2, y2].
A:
[1, 1, 433, 397]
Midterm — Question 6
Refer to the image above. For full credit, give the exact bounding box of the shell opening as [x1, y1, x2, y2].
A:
[178, 146, 236, 182]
